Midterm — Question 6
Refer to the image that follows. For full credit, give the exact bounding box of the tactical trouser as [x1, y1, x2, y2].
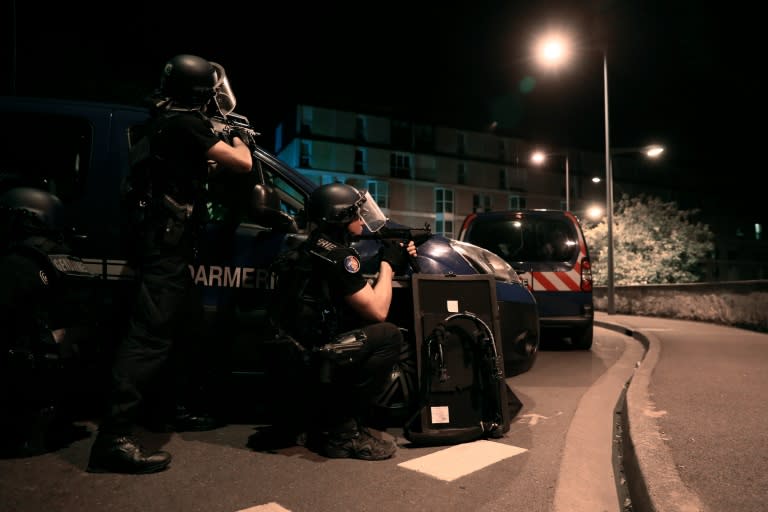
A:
[311, 322, 403, 434]
[99, 230, 204, 436]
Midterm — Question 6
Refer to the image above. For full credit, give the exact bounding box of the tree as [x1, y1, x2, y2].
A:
[582, 194, 715, 286]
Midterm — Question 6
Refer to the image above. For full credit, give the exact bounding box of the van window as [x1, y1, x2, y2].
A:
[205, 155, 307, 226]
[0, 112, 91, 201]
[468, 216, 578, 263]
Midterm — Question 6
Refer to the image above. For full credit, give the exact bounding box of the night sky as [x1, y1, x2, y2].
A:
[4, 1, 763, 222]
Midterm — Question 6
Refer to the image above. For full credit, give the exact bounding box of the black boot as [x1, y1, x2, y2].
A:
[87, 434, 171, 474]
[142, 404, 223, 433]
[170, 405, 223, 432]
[309, 419, 396, 461]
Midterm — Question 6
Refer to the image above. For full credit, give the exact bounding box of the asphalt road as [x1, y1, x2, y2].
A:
[0, 327, 640, 512]
[596, 314, 768, 512]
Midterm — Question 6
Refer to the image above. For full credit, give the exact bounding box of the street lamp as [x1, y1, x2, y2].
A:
[534, 31, 614, 313]
[534, 33, 667, 314]
[530, 150, 570, 211]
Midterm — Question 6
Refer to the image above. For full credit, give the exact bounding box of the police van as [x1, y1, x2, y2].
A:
[0, 96, 540, 420]
[458, 209, 594, 349]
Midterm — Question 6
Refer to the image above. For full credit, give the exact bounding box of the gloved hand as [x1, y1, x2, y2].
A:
[230, 127, 254, 148]
[379, 240, 409, 274]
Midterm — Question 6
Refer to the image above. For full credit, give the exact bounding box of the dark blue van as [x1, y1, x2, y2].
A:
[1, 96, 541, 420]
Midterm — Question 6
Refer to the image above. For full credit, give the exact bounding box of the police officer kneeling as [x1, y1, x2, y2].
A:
[0, 187, 92, 457]
[271, 183, 417, 460]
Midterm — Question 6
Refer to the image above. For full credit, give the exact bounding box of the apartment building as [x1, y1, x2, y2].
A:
[272, 104, 672, 238]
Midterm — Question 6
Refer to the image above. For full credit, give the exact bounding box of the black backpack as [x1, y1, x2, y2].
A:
[404, 311, 520, 446]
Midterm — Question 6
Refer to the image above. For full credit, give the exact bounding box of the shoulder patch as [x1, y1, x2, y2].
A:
[343, 255, 361, 274]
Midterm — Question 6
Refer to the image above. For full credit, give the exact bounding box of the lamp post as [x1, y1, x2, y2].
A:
[606, 143, 664, 310]
[530, 150, 570, 210]
[534, 34, 665, 314]
[534, 35, 615, 312]
[602, 53, 614, 314]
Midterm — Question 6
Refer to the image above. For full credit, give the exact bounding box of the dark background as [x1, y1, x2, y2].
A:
[2, 0, 763, 222]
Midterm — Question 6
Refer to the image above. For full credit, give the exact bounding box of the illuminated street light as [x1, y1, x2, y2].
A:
[534, 30, 667, 314]
[534, 30, 614, 313]
[530, 149, 571, 211]
[586, 204, 604, 221]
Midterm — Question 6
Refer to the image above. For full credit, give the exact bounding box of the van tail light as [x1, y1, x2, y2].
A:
[580, 258, 593, 292]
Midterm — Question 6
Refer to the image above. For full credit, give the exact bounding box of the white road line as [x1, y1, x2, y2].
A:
[397, 440, 527, 482]
[236, 503, 292, 512]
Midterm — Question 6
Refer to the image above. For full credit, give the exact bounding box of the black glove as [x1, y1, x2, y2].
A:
[379, 240, 408, 273]
[230, 127, 254, 147]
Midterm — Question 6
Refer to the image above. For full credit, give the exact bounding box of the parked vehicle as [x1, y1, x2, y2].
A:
[0, 96, 540, 423]
[458, 209, 594, 349]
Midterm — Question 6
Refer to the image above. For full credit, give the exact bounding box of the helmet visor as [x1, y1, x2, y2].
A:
[211, 62, 236, 115]
[357, 190, 387, 232]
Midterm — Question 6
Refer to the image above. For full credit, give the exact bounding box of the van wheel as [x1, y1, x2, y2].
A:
[505, 336, 539, 376]
[572, 324, 594, 350]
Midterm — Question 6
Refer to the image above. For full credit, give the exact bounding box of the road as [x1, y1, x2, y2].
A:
[0, 325, 643, 512]
[4, 314, 765, 512]
[597, 314, 768, 512]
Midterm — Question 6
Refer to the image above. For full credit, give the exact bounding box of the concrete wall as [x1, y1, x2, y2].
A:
[593, 281, 768, 333]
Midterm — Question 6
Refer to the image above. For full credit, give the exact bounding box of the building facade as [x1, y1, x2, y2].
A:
[273, 104, 678, 239]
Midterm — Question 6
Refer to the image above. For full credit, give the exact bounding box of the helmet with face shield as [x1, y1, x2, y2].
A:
[159, 54, 217, 107]
[307, 183, 387, 233]
[159, 55, 237, 114]
[0, 187, 66, 243]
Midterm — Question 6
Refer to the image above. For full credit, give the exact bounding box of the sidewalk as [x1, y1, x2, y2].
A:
[595, 312, 768, 512]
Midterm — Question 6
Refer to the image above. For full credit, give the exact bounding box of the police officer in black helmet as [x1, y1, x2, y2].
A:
[271, 182, 416, 460]
[87, 54, 252, 474]
[0, 187, 91, 457]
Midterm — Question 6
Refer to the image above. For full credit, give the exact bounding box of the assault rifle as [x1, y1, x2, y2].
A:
[354, 222, 433, 273]
[210, 112, 260, 148]
[355, 223, 433, 245]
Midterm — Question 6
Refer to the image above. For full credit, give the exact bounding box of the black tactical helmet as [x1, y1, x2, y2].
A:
[159, 54, 218, 107]
[0, 187, 65, 239]
[307, 183, 364, 225]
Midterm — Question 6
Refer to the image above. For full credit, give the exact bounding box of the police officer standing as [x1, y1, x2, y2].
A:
[271, 183, 416, 460]
[86, 54, 253, 474]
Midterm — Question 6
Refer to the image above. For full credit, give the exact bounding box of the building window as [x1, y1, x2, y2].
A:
[498, 168, 508, 189]
[300, 141, 312, 168]
[390, 152, 412, 179]
[473, 194, 491, 213]
[498, 140, 506, 161]
[457, 132, 466, 155]
[414, 124, 434, 150]
[391, 120, 412, 148]
[458, 163, 467, 185]
[356, 115, 367, 141]
[354, 148, 367, 174]
[508, 194, 525, 209]
[366, 180, 389, 209]
[301, 106, 313, 135]
[434, 187, 455, 237]
[510, 167, 528, 182]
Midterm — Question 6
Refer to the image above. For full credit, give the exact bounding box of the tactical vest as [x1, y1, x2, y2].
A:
[122, 110, 209, 252]
[1, 236, 98, 362]
[270, 237, 344, 347]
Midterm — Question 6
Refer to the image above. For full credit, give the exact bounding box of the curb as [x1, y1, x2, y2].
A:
[595, 320, 706, 512]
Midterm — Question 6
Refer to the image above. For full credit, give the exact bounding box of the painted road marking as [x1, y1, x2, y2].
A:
[236, 503, 292, 512]
[397, 440, 527, 481]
